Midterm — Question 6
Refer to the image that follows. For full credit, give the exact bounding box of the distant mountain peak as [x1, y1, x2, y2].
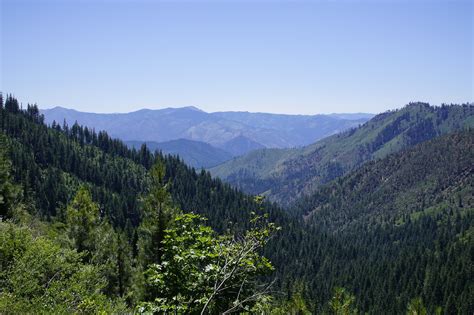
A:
[45, 106, 77, 112]
[158, 106, 205, 113]
[182, 105, 204, 112]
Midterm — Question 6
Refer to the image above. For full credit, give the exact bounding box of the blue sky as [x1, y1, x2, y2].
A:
[1, 0, 472, 114]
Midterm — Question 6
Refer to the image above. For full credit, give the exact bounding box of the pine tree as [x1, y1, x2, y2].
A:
[136, 159, 179, 301]
[66, 186, 100, 260]
[138, 159, 177, 267]
[0, 133, 20, 218]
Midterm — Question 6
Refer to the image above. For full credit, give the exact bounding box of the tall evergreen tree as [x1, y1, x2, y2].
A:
[138, 159, 177, 267]
[0, 133, 20, 218]
[66, 186, 100, 259]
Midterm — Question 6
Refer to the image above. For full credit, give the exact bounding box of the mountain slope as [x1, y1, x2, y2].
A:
[278, 131, 474, 313]
[1, 97, 285, 232]
[211, 103, 474, 204]
[296, 130, 474, 229]
[125, 139, 232, 169]
[41, 106, 371, 157]
[218, 135, 265, 157]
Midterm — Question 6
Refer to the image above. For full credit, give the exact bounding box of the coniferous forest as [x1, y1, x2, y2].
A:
[0, 94, 473, 314]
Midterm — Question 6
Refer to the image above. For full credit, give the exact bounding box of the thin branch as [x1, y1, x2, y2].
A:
[221, 278, 277, 315]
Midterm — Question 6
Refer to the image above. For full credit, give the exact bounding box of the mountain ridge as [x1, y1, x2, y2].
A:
[41, 106, 372, 156]
[211, 102, 474, 204]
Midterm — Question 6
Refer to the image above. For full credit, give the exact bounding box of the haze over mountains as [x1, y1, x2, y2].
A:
[41, 106, 372, 167]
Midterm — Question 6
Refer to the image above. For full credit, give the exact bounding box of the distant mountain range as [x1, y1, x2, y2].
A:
[210, 103, 474, 204]
[40, 106, 373, 164]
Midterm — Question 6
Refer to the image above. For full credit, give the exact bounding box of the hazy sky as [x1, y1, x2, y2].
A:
[1, 0, 472, 115]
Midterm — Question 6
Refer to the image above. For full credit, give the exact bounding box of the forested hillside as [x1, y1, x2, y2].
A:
[0, 94, 298, 313]
[1, 94, 472, 314]
[211, 103, 474, 204]
[275, 131, 474, 313]
[0, 95, 285, 231]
